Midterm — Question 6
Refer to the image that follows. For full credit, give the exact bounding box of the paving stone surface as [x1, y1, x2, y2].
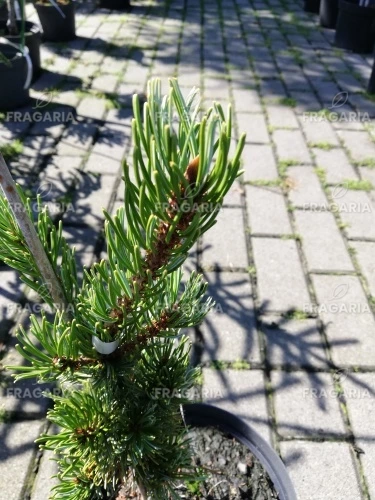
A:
[246, 185, 292, 235]
[237, 113, 270, 144]
[280, 441, 362, 500]
[0, 348, 51, 418]
[261, 316, 328, 368]
[0, 420, 43, 500]
[287, 166, 329, 209]
[1, 0, 375, 497]
[198, 272, 260, 363]
[272, 371, 346, 437]
[31, 448, 59, 500]
[63, 173, 118, 229]
[351, 241, 375, 296]
[241, 144, 279, 181]
[342, 372, 375, 440]
[312, 147, 357, 184]
[202, 368, 271, 443]
[252, 238, 311, 312]
[266, 104, 299, 129]
[273, 129, 312, 163]
[329, 189, 375, 240]
[294, 210, 354, 272]
[201, 208, 248, 270]
[311, 274, 375, 367]
[300, 118, 339, 146]
[338, 130, 375, 163]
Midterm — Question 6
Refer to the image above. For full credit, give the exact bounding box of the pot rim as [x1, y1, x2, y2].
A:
[339, 0, 375, 15]
[183, 402, 297, 500]
[34, 0, 74, 8]
[2, 21, 42, 39]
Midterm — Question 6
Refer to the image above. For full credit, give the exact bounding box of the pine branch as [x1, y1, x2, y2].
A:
[0, 154, 70, 315]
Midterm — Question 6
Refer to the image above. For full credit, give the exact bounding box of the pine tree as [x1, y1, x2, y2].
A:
[0, 78, 245, 499]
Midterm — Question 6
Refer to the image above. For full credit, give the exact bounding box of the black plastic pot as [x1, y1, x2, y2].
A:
[99, 0, 131, 9]
[319, 0, 339, 28]
[0, 2, 7, 30]
[183, 403, 297, 500]
[304, 0, 321, 13]
[334, 0, 375, 53]
[0, 43, 30, 111]
[4, 21, 42, 81]
[35, 1, 76, 42]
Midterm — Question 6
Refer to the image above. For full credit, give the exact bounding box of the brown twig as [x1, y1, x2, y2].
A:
[137, 480, 148, 500]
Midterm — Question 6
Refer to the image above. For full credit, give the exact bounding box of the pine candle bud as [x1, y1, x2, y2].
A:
[184, 155, 199, 185]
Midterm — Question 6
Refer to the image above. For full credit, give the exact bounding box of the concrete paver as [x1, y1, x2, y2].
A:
[280, 441, 361, 500]
[294, 211, 354, 272]
[262, 316, 328, 368]
[246, 185, 292, 236]
[199, 272, 260, 363]
[287, 166, 329, 209]
[203, 368, 271, 443]
[311, 274, 375, 367]
[272, 371, 346, 437]
[0, 420, 43, 500]
[201, 208, 248, 270]
[273, 129, 312, 163]
[252, 238, 311, 313]
[241, 144, 279, 181]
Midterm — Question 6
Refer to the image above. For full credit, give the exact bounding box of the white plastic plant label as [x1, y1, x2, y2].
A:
[92, 335, 120, 355]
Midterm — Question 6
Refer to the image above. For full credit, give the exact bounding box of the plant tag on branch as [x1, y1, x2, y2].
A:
[92, 335, 120, 355]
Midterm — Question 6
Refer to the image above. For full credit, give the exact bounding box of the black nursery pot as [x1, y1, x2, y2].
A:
[35, 1, 76, 42]
[0, 43, 30, 111]
[304, 0, 321, 13]
[0, 2, 7, 29]
[319, 0, 339, 29]
[335, 0, 375, 53]
[183, 403, 297, 500]
[4, 21, 42, 81]
[99, 0, 131, 10]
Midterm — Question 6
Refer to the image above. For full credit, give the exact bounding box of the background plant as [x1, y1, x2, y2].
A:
[0, 78, 245, 499]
